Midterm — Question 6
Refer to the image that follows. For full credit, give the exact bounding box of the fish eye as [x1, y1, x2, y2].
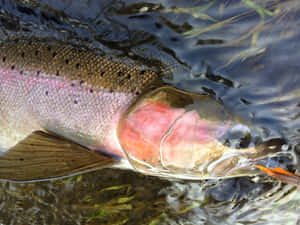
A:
[221, 124, 252, 149]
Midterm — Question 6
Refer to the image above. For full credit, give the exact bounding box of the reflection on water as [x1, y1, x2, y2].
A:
[0, 0, 300, 224]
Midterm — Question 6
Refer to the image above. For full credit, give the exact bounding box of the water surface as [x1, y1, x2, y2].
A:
[0, 0, 300, 224]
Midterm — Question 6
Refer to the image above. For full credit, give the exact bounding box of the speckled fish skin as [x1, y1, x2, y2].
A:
[0, 40, 161, 155]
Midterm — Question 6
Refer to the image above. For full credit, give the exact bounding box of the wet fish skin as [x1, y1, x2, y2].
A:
[117, 86, 266, 179]
[0, 39, 161, 154]
[0, 39, 277, 181]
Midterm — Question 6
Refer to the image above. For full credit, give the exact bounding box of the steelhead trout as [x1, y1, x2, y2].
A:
[0, 39, 275, 181]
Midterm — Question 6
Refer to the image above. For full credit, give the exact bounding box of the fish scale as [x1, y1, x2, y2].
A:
[0, 40, 162, 153]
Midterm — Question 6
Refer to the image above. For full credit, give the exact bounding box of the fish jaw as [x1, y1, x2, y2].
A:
[117, 87, 265, 179]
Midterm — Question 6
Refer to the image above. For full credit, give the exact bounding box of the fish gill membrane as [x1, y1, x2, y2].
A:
[117, 86, 288, 180]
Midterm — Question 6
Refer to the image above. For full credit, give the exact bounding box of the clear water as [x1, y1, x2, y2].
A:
[0, 0, 300, 224]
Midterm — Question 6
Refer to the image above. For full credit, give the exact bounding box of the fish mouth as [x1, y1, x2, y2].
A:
[206, 153, 259, 177]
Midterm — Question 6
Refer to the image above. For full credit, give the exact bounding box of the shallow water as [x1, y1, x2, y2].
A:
[0, 0, 300, 224]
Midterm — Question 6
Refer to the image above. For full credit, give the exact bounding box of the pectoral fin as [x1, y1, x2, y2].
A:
[0, 131, 115, 182]
[256, 165, 300, 187]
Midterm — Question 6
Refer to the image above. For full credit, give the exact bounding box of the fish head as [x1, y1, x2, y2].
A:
[117, 86, 277, 179]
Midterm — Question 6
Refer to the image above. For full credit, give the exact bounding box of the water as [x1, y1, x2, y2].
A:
[0, 0, 300, 224]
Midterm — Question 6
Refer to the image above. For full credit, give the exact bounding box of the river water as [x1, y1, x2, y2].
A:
[0, 0, 300, 224]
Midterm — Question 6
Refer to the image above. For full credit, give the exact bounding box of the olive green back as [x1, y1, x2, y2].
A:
[0, 40, 162, 94]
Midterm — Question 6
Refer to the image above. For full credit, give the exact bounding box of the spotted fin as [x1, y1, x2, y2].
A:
[0, 131, 115, 182]
[256, 165, 300, 187]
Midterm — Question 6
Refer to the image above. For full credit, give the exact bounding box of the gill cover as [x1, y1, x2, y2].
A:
[118, 86, 264, 179]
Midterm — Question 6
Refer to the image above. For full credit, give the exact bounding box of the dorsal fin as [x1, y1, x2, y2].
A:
[0, 131, 115, 182]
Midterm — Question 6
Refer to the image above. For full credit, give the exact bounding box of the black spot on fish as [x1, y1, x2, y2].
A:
[71, 83, 75, 87]
[19, 158, 24, 161]
[100, 71, 105, 77]
[90, 89, 94, 93]
[117, 71, 123, 77]
[47, 46, 51, 51]
[45, 91, 48, 96]
[65, 59, 69, 64]
[74, 100, 78, 104]
[35, 50, 39, 56]
[140, 70, 145, 75]
[19, 70, 23, 75]
[28, 41, 32, 45]
[21, 52, 25, 58]
[127, 74, 131, 79]
[56, 70, 60, 76]
[76, 63, 80, 69]
[2, 56, 6, 62]
[37, 71, 40, 75]
[52, 52, 57, 58]
[11, 65, 15, 70]
[135, 91, 140, 95]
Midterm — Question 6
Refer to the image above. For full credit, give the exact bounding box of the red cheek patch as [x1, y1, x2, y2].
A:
[119, 101, 184, 163]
